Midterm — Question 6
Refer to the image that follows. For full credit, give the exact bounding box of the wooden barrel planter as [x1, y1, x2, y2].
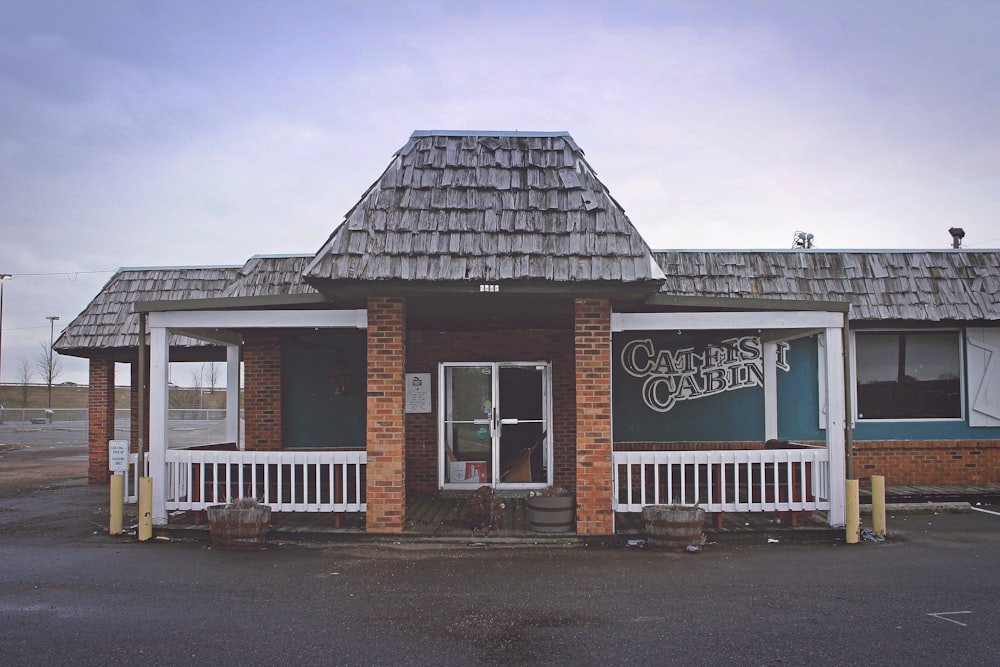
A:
[526, 496, 576, 533]
[642, 505, 705, 550]
[205, 504, 272, 550]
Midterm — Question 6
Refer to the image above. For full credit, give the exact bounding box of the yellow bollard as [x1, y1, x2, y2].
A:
[109, 473, 124, 535]
[872, 475, 886, 538]
[846, 479, 860, 544]
[138, 477, 153, 542]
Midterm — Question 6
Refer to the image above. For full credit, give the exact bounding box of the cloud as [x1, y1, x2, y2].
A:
[2, 0, 1000, 382]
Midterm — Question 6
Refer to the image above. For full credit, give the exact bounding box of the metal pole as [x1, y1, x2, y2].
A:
[0, 274, 10, 391]
[871, 475, 887, 537]
[845, 479, 860, 544]
[842, 311, 854, 481]
[46, 315, 60, 411]
[137, 312, 147, 476]
[136, 312, 152, 542]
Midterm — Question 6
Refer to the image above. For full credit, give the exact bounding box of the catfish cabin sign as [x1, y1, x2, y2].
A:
[620, 335, 790, 413]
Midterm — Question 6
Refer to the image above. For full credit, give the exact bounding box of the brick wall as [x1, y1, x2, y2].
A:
[404, 328, 576, 493]
[88, 357, 115, 483]
[366, 297, 407, 533]
[574, 298, 614, 535]
[243, 335, 282, 451]
[854, 440, 1000, 485]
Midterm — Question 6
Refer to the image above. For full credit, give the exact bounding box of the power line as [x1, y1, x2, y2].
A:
[2, 325, 53, 332]
[9, 269, 115, 279]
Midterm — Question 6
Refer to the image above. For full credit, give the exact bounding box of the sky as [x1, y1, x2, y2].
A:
[1, 0, 999, 385]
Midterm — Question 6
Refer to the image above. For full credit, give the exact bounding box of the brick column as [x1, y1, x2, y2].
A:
[243, 335, 282, 450]
[88, 357, 116, 484]
[366, 297, 406, 533]
[574, 298, 614, 535]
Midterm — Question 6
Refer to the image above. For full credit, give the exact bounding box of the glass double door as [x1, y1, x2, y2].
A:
[440, 362, 550, 488]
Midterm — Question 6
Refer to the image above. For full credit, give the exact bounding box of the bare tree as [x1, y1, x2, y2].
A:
[192, 365, 205, 410]
[35, 341, 62, 407]
[18, 357, 34, 406]
[205, 362, 220, 394]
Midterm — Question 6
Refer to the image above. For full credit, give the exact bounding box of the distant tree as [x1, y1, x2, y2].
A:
[18, 358, 34, 406]
[192, 366, 205, 410]
[35, 341, 62, 405]
[205, 362, 220, 394]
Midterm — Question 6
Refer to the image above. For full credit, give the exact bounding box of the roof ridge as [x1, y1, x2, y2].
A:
[409, 129, 571, 138]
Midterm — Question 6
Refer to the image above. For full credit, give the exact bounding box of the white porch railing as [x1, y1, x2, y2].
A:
[158, 449, 367, 513]
[125, 453, 144, 504]
[613, 448, 830, 514]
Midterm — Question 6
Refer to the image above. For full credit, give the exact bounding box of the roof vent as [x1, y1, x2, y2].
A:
[948, 227, 965, 249]
[792, 231, 814, 249]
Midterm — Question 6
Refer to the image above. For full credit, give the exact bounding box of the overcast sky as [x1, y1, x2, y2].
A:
[1, 0, 998, 385]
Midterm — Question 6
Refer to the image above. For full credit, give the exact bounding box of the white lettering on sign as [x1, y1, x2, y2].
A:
[621, 336, 790, 413]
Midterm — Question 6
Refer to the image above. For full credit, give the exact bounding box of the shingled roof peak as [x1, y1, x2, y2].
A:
[409, 129, 572, 138]
[303, 130, 663, 288]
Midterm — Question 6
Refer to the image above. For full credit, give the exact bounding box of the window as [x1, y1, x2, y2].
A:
[855, 331, 962, 420]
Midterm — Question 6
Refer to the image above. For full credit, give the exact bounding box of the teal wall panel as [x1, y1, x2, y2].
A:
[612, 332, 823, 443]
[777, 336, 824, 442]
[281, 330, 367, 448]
[611, 329, 1000, 443]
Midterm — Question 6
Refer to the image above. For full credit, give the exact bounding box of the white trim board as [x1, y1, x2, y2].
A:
[148, 309, 368, 330]
[611, 311, 844, 332]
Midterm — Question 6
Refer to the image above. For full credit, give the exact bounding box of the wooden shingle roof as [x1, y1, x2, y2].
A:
[221, 254, 319, 298]
[54, 266, 240, 357]
[654, 250, 1000, 322]
[303, 130, 664, 289]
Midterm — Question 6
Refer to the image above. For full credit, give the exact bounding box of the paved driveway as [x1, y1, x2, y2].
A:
[2, 428, 999, 665]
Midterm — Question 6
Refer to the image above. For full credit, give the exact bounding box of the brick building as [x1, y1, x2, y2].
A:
[55, 130, 1000, 535]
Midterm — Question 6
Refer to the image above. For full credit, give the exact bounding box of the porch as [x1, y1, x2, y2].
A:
[129, 442, 834, 534]
[153, 491, 836, 544]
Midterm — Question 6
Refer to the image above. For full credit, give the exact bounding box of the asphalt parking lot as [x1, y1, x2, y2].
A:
[2, 424, 1000, 665]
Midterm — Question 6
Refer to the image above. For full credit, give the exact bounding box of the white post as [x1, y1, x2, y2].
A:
[149, 326, 170, 526]
[763, 341, 778, 442]
[824, 326, 847, 526]
[226, 343, 241, 448]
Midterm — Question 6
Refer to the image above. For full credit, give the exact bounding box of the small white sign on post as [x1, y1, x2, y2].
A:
[108, 440, 129, 474]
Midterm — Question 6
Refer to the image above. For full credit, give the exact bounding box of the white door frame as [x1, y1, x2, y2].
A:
[438, 361, 552, 490]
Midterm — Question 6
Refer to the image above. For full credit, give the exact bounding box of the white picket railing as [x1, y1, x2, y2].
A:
[158, 449, 367, 513]
[125, 453, 144, 503]
[613, 448, 830, 514]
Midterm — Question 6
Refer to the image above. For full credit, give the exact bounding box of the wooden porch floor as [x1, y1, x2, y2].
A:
[160, 492, 837, 543]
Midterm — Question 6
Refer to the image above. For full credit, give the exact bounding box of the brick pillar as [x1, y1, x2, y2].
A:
[88, 357, 116, 484]
[574, 298, 614, 535]
[243, 335, 282, 450]
[129, 360, 149, 453]
[366, 297, 406, 533]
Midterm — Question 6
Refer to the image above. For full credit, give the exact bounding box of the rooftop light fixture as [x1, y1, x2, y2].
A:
[792, 231, 814, 249]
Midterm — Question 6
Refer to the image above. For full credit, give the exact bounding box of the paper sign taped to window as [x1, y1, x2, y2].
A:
[449, 461, 487, 483]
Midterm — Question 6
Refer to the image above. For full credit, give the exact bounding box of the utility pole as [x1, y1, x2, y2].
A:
[46, 315, 59, 410]
[0, 274, 10, 389]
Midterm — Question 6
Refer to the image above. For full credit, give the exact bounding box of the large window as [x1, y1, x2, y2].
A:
[855, 331, 962, 420]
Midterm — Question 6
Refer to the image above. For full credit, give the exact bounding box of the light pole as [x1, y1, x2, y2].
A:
[0, 273, 10, 387]
[0, 274, 9, 417]
[46, 315, 59, 410]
